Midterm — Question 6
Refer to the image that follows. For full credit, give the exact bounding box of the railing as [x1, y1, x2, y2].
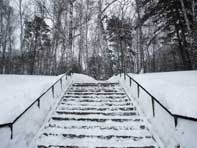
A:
[123, 73, 197, 127]
[0, 72, 72, 139]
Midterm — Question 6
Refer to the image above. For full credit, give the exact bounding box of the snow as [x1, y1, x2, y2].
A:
[71, 73, 97, 83]
[0, 72, 196, 148]
[108, 71, 197, 148]
[6, 73, 96, 148]
[0, 73, 72, 148]
[0, 75, 59, 125]
[30, 80, 160, 148]
[128, 71, 197, 118]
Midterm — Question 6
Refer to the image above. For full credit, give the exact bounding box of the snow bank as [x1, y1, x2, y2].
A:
[71, 73, 98, 83]
[107, 74, 120, 82]
[0, 75, 59, 124]
[0, 74, 93, 128]
[111, 71, 197, 148]
[0, 74, 72, 148]
[128, 71, 197, 118]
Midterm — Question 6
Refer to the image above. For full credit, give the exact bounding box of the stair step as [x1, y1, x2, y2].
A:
[68, 88, 123, 91]
[67, 90, 122, 93]
[33, 82, 160, 148]
[38, 145, 156, 148]
[63, 95, 127, 99]
[65, 92, 125, 95]
[69, 86, 122, 89]
[72, 83, 120, 87]
[55, 110, 137, 116]
[52, 113, 141, 121]
[46, 119, 146, 129]
[40, 127, 151, 137]
[58, 102, 133, 107]
[61, 98, 129, 103]
[41, 133, 152, 141]
[45, 123, 146, 131]
[37, 135, 157, 148]
[51, 116, 143, 123]
[57, 106, 136, 111]
[38, 146, 85, 148]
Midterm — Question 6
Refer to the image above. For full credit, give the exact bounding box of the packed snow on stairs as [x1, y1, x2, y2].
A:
[30, 81, 162, 148]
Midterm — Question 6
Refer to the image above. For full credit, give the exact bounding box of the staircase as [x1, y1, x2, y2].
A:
[33, 82, 161, 148]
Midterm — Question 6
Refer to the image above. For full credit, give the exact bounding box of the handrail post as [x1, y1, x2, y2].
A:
[124, 73, 126, 80]
[60, 78, 63, 90]
[129, 77, 132, 86]
[137, 84, 140, 98]
[151, 97, 155, 117]
[52, 85, 55, 98]
[37, 98, 40, 108]
[174, 116, 178, 127]
[9, 124, 13, 139]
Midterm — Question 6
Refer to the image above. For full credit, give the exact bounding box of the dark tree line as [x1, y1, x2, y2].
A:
[0, 0, 197, 79]
[139, 0, 197, 72]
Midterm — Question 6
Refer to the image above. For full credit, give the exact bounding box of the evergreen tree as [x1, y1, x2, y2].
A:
[23, 15, 51, 74]
[141, 0, 193, 70]
[106, 16, 135, 74]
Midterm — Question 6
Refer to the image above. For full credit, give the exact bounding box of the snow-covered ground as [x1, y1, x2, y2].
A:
[0, 74, 73, 148]
[0, 73, 99, 148]
[0, 75, 59, 124]
[71, 73, 98, 83]
[109, 71, 197, 148]
[1, 72, 197, 148]
[129, 71, 197, 118]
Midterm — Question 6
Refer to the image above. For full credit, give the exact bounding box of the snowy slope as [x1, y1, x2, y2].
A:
[0, 73, 96, 125]
[71, 73, 98, 83]
[0, 74, 73, 148]
[128, 71, 197, 118]
[108, 71, 197, 148]
[0, 75, 59, 125]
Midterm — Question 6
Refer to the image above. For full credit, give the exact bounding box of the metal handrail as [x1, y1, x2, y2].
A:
[0, 72, 72, 139]
[124, 73, 197, 127]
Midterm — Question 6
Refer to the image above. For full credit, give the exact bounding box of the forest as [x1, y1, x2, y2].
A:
[0, 0, 197, 79]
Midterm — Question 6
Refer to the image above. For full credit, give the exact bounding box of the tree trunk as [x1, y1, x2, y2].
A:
[78, 1, 83, 71]
[19, 0, 24, 73]
[135, 0, 144, 73]
[85, 0, 89, 70]
[68, 0, 74, 64]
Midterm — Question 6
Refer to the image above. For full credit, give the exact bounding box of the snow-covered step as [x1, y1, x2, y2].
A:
[61, 98, 130, 103]
[46, 120, 146, 129]
[40, 133, 153, 142]
[51, 116, 143, 123]
[65, 92, 125, 95]
[63, 95, 127, 98]
[55, 110, 137, 116]
[60, 100, 131, 104]
[57, 106, 136, 111]
[72, 83, 120, 87]
[36, 135, 158, 148]
[45, 123, 146, 131]
[32, 82, 161, 148]
[38, 146, 156, 148]
[52, 113, 140, 120]
[67, 89, 123, 93]
[68, 87, 124, 93]
[58, 102, 133, 107]
[64, 94, 127, 99]
[40, 127, 152, 137]
[69, 86, 123, 90]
